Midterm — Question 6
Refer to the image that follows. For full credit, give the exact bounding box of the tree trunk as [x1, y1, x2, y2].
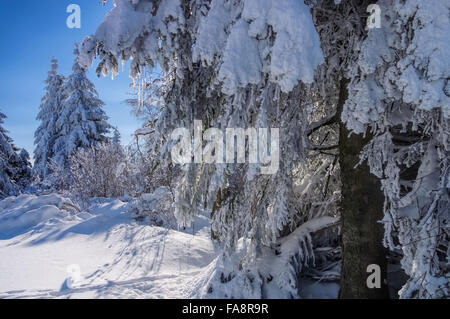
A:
[337, 79, 389, 299]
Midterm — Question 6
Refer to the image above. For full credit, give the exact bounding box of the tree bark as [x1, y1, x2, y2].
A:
[337, 79, 389, 299]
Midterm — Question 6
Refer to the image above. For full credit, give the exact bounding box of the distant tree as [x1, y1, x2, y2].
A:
[69, 142, 132, 200]
[34, 58, 65, 179]
[0, 112, 20, 198]
[14, 149, 33, 190]
[112, 126, 121, 145]
[52, 45, 111, 172]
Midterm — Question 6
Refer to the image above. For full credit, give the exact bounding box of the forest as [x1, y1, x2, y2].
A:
[0, 0, 448, 299]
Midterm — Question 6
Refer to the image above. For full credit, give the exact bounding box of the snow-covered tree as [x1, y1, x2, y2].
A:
[34, 58, 65, 179]
[80, 0, 330, 297]
[343, 0, 450, 298]
[80, 0, 449, 298]
[69, 141, 132, 200]
[307, 0, 391, 298]
[0, 112, 19, 198]
[112, 126, 121, 144]
[52, 45, 111, 171]
[0, 112, 31, 197]
[13, 149, 33, 190]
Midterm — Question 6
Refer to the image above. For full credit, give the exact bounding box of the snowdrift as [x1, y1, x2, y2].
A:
[0, 193, 216, 298]
[0, 194, 79, 239]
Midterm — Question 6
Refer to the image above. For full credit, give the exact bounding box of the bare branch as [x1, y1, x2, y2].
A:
[308, 144, 339, 151]
[307, 111, 338, 136]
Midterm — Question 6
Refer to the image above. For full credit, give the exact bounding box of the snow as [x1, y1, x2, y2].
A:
[217, 20, 262, 95]
[192, 0, 239, 66]
[0, 194, 79, 239]
[344, 0, 450, 133]
[87, 0, 323, 94]
[194, 0, 324, 94]
[94, 0, 150, 58]
[0, 193, 338, 299]
[263, 216, 339, 298]
[195, 216, 340, 299]
[0, 194, 216, 298]
[241, 0, 324, 91]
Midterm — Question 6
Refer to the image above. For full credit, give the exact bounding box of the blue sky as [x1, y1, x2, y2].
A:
[0, 0, 141, 158]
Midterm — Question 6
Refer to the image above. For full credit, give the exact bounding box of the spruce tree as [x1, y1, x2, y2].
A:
[34, 58, 65, 179]
[52, 45, 111, 171]
[112, 126, 121, 145]
[14, 149, 33, 190]
[0, 112, 19, 198]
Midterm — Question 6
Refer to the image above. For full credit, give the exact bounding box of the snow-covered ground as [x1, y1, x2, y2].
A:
[0, 193, 338, 299]
[0, 194, 217, 299]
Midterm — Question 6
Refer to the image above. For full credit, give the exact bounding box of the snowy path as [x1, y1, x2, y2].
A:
[0, 196, 218, 299]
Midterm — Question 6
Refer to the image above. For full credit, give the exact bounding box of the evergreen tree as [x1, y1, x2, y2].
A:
[0, 112, 19, 198]
[33, 58, 65, 179]
[112, 126, 121, 145]
[14, 149, 33, 190]
[52, 45, 111, 171]
[82, 0, 449, 298]
[307, 0, 390, 298]
[343, 0, 450, 298]
[80, 0, 326, 297]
